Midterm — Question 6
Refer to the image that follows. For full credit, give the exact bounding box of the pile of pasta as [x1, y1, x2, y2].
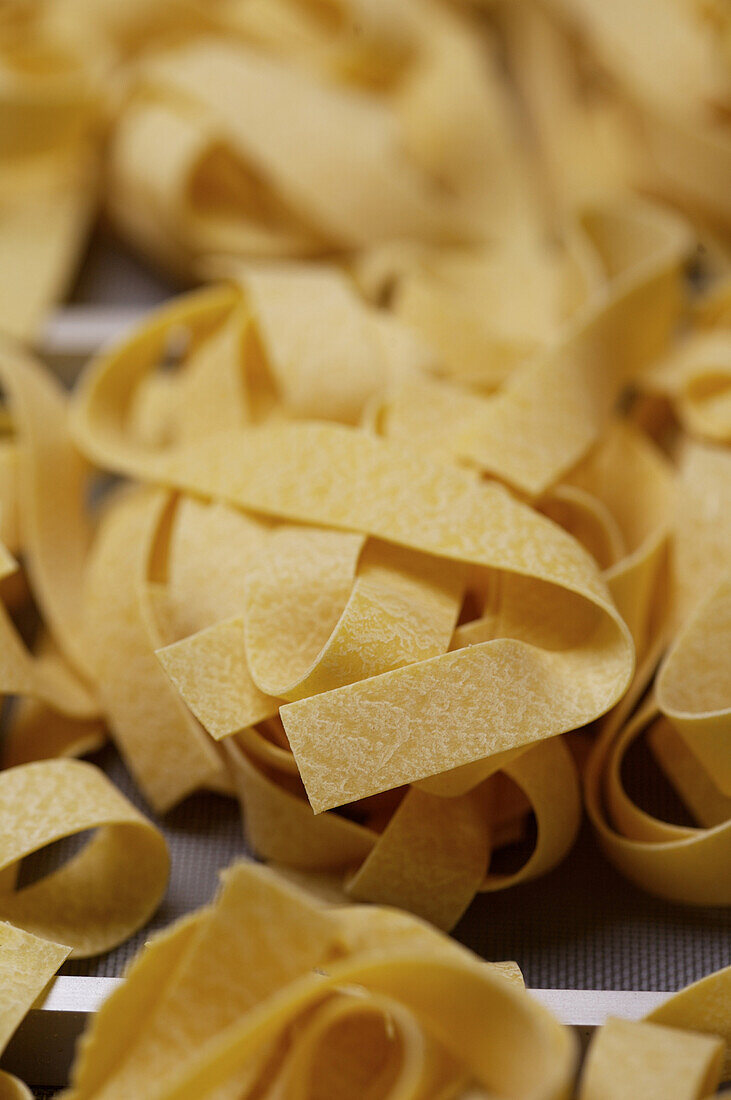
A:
[3, 863, 730, 1099]
[2, 201, 729, 934]
[1, 0, 730, 341]
[0, 0, 729, 1094]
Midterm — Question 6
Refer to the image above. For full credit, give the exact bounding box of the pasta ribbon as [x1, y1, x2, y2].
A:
[585, 697, 731, 906]
[0, 757, 169, 956]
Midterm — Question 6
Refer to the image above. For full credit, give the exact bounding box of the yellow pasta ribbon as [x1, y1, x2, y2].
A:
[579, 1016, 724, 1100]
[585, 697, 731, 906]
[0, 757, 169, 956]
[83, 489, 225, 811]
[0, 25, 98, 341]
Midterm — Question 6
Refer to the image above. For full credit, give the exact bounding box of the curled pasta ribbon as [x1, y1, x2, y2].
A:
[583, 415, 731, 906]
[78, 407, 636, 811]
[552, 417, 675, 659]
[379, 200, 691, 496]
[149, 423, 631, 811]
[61, 862, 577, 1100]
[656, 576, 731, 797]
[0, 758, 169, 956]
[0, 923, 71, 1100]
[83, 489, 227, 811]
[585, 697, 731, 906]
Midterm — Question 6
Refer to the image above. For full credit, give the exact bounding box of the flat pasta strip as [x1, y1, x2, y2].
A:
[157, 618, 279, 742]
[0, 758, 168, 956]
[346, 786, 490, 931]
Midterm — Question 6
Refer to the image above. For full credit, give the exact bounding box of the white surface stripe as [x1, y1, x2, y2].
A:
[38, 976, 670, 1026]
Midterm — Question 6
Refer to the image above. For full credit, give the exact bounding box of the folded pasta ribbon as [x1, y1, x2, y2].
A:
[379, 200, 691, 497]
[0, 334, 107, 768]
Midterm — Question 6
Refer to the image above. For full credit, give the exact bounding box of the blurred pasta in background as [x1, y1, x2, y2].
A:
[1, 0, 730, 339]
